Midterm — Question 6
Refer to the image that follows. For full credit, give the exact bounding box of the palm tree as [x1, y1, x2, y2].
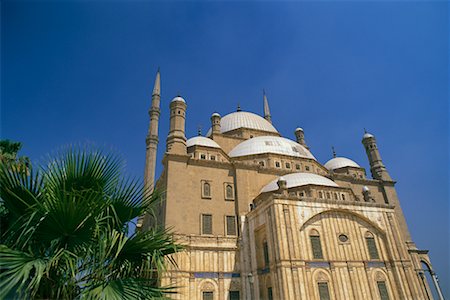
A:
[0, 147, 181, 299]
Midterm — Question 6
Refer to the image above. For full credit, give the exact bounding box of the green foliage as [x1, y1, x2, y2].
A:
[0, 148, 181, 299]
[0, 139, 30, 170]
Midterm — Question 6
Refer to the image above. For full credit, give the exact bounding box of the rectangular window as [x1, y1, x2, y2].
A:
[267, 287, 273, 300]
[226, 216, 237, 236]
[229, 291, 240, 300]
[285, 162, 291, 169]
[200, 153, 207, 160]
[275, 161, 281, 168]
[259, 161, 265, 167]
[263, 241, 270, 266]
[310, 236, 324, 259]
[295, 164, 301, 170]
[366, 237, 379, 259]
[305, 166, 310, 171]
[202, 214, 212, 235]
[377, 281, 390, 300]
[318, 282, 330, 300]
[210, 155, 216, 161]
[203, 291, 213, 300]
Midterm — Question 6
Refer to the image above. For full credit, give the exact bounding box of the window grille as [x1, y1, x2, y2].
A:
[203, 182, 211, 198]
[366, 237, 379, 259]
[377, 281, 390, 300]
[229, 291, 240, 300]
[225, 184, 234, 200]
[318, 282, 330, 300]
[202, 214, 212, 235]
[203, 291, 213, 300]
[226, 216, 236, 236]
[267, 287, 273, 300]
[310, 235, 324, 259]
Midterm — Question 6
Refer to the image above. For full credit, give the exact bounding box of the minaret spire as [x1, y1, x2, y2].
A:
[332, 146, 336, 158]
[263, 89, 272, 123]
[144, 68, 162, 191]
[152, 67, 160, 96]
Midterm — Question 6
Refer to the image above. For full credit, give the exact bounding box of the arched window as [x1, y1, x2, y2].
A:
[365, 232, 379, 259]
[202, 181, 211, 198]
[326, 192, 330, 199]
[310, 230, 324, 259]
[333, 193, 338, 200]
[318, 191, 323, 199]
[341, 193, 346, 200]
[225, 184, 234, 200]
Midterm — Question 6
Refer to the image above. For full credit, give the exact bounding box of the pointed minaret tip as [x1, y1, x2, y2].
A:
[152, 68, 161, 96]
[332, 146, 336, 158]
[263, 89, 272, 123]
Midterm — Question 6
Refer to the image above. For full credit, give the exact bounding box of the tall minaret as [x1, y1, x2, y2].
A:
[362, 131, 392, 181]
[263, 89, 272, 123]
[144, 69, 161, 191]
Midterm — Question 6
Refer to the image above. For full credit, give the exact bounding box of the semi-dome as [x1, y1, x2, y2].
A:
[207, 111, 278, 135]
[171, 96, 186, 103]
[260, 172, 339, 193]
[186, 136, 221, 148]
[228, 136, 316, 159]
[324, 157, 360, 170]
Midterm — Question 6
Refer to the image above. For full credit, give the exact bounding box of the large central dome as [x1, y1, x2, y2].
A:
[228, 136, 316, 159]
[208, 111, 278, 135]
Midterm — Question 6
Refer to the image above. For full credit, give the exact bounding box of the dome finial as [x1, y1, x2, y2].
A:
[197, 125, 202, 136]
[332, 146, 336, 158]
[237, 103, 242, 112]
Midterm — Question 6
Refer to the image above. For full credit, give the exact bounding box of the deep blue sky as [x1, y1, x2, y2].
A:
[2, 0, 448, 295]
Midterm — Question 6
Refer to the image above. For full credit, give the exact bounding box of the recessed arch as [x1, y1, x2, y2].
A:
[198, 279, 219, 300]
[299, 208, 386, 237]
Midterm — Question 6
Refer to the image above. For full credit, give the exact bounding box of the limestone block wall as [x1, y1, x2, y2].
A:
[246, 198, 430, 300]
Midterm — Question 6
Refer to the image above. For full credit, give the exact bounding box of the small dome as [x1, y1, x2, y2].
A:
[363, 132, 374, 139]
[171, 96, 186, 103]
[362, 186, 370, 192]
[211, 112, 221, 118]
[186, 136, 221, 148]
[324, 157, 360, 170]
[295, 127, 304, 132]
[228, 136, 316, 159]
[260, 172, 338, 193]
[207, 111, 278, 135]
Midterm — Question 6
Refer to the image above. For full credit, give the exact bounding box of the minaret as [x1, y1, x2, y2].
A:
[362, 131, 392, 181]
[211, 112, 221, 135]
[144, 69, 161, 191]
[166, 95, 187, 154]
[263, 89, 272, 123]
[295, 127, 309, 149]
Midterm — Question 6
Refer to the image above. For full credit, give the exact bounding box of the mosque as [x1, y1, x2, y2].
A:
[137, 70, 445, 300]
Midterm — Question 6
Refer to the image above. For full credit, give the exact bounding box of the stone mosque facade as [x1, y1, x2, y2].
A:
[137, 70, 445, 300]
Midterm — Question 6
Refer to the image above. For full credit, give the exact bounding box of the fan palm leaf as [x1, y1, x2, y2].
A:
[0, 147, 181, 299]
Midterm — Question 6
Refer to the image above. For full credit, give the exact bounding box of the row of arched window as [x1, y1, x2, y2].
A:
[201, 181, 234, 200]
